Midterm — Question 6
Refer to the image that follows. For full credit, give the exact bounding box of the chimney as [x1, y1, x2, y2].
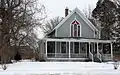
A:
[65, 7, 68, 17]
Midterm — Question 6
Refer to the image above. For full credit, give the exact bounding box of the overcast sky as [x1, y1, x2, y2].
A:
[41, 0, 98, 19]
[38, 0, 98, 39]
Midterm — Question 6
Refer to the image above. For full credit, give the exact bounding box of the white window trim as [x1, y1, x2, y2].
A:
[70, 17, 81, 37]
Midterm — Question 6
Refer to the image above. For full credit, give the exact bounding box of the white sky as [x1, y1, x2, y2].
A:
[41, 0, 98, 19]
[38, 0, 98, 39]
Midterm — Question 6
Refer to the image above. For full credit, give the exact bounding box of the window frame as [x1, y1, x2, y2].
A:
[70, 19, 81, 37]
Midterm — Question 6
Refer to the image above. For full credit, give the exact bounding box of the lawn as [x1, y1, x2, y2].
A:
[0, 60, 120, 75]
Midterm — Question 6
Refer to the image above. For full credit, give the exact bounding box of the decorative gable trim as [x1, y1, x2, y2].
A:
[53, 9, 75, 30]
[70, 16, 81, 37]
[53, 7, 98, 36]
[74, 8, 98, 31]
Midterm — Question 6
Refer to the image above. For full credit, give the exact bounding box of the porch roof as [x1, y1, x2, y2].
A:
[43, 37, 114, 43]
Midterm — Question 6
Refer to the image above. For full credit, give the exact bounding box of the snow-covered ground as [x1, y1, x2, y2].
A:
[0, 60, 120, 75]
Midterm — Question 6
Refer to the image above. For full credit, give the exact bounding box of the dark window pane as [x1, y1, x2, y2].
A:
[71, 25, 73, 37]
[74, 25, 77, 37]
[78, 26, 80, 37]
[74, 42, 79, 53]
[61, 42, 66, 53]
[47, 42, 55, 53]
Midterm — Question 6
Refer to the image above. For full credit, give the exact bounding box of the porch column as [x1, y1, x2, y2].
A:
[111, 43, 113, 60]
[89, 42, 93, 62]
[89, 42, 90, 55]
[55, 41, 56, 57]
[85, 43, 87, 57]
[46, 40, 47, 57]
[97, 42, 99, 54]
[69, 41, 71, 60]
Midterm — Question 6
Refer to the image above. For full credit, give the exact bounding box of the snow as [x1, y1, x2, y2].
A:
[0, 60, 120, 75]
[110, 0, 120, 8]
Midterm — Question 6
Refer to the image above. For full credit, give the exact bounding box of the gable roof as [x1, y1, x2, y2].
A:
[53, 7, 98, 31]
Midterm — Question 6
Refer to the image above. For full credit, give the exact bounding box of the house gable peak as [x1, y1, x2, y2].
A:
[53, 7, 98, 32]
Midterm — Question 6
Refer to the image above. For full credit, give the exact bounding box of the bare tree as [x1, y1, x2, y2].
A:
[0, 0, 46, 65]
[42, 16, 64, 34]
[82, 5, 93, 18]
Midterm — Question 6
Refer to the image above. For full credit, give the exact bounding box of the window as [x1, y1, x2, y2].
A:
[47, 42, 55, 53]
[71, 20, 81, 37]
[74, 24, 77, 36]
[47, 41, 55, 57]
[74, 42, 79, 53]
[61, 42, 66, 53]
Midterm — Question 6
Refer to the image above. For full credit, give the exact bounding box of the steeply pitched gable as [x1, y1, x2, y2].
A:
[54, 7, 98, 32]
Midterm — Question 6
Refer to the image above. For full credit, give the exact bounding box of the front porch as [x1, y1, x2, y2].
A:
[42, 38, 114, 61]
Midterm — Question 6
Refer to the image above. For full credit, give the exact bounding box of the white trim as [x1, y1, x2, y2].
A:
[55, 29, 57, 37]
[97, 42, 99, 54]
[47, 58, 87, 61]
[70, 23, 71, 37]
[53, 7, 98, 34]
[55, 41, 56, 57]
[94, 43, 95, 53]
[70, 17, 81, 37]
[77, 24, 78, 36]
[71, 24, 74, 37]
[86, 43, 87, 57]
[45, 38, 113, 43]
[46, 41, 47, 57]
[69, 41, 71, 59]
[94, 31, 96, 38]
[89, 42, 91, 53]
[99, 31, 101, 39]
[79, 25, 82, 37]
[111, 43, 113, 60]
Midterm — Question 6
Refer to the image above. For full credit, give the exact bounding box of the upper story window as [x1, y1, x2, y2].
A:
[71, 19, 81, 37]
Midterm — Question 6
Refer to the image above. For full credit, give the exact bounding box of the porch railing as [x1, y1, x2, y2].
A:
[47, 53, 69, 58]
[89, 52, 93, 61]
[97, 52, 102, 61]
[71, 53, 87, 58]
[103, 54, 111, 60]
[47, 53, 87, 58]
